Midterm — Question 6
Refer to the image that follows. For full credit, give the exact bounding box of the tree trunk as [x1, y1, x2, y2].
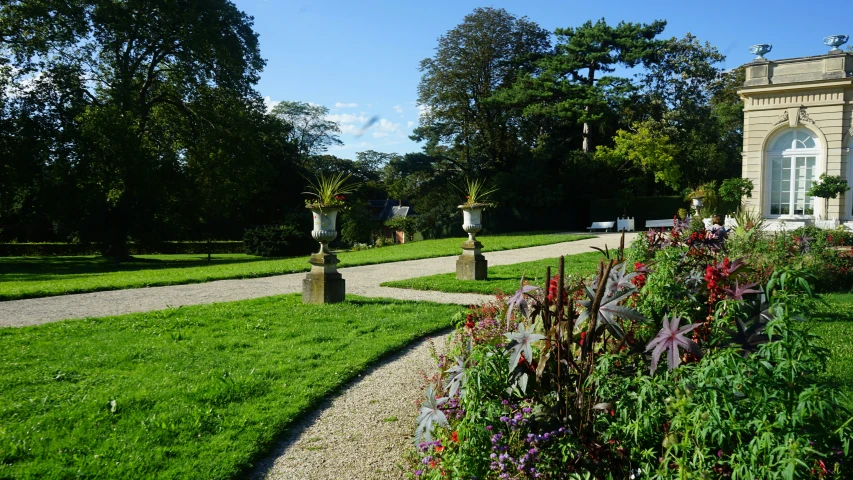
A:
[582, 66, 596, 154]
[207, 237, 212, 264]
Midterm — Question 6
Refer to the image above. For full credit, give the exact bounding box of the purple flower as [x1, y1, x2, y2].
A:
[646, 314, 703, 373]
[506, 275, 539, 326]
[724, 281, 760, 301]
[414, 470, 423, 476]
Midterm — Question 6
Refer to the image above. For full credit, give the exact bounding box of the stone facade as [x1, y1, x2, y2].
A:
[739, 52, 853, 223]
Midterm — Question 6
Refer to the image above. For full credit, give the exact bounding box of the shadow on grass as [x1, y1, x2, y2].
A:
[0, 255, 268, 281]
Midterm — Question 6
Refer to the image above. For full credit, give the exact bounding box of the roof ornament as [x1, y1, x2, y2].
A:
[748, 44, 772, 60]
[824, 35, 848, 52]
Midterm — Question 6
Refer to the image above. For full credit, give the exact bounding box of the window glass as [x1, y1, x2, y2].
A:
[772, 131, 794, 151]
[768, 129, 819, 217]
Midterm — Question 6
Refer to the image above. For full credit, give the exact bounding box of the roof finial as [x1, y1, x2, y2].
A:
[749, 44, 772, 60]
[824, 35, 848, 52]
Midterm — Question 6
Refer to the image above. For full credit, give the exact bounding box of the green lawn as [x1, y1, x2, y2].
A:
[810, 293, 853, 406]
[0, 295, 463, 479]
[381, 251, 604, 294]
[0, 232, 591, 301]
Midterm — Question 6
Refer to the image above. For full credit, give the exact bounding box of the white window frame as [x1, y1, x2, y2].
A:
[765, 128, 821, 219]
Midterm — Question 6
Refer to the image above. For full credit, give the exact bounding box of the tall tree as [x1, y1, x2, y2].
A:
[413, 7, 550, 174]
[0, 0, 268, 256]
[549, 19, 666, 152]
[269, 101, 343, 157]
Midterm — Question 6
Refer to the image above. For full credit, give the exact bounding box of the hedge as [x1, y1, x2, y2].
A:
[0, 241, 245, 257]
[243, 225, 315, 257]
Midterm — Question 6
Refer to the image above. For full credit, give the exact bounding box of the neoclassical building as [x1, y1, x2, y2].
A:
[739, 49, 852, 229]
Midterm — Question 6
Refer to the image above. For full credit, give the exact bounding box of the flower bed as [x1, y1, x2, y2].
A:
[407, 221, 852, 478]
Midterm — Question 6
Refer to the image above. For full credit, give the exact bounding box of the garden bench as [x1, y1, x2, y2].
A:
[586, 221, 615, 232]
[645, 219, 673, 229]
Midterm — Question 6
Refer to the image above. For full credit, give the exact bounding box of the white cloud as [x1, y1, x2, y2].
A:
[417, 104, 432, 118]
[377, 118, 399, 132]
[393, 104, 404, 114]
[263, 96, 280, 112]
[326, 113, 370, 135]
[335, 102, 358, 108]
[326, 113, 369, 124]
[371, 119, 401, 138]
[407, 121, 415, 128]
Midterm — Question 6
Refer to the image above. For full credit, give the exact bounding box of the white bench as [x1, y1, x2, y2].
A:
[587, 221, 615, 232]
[645, 219, 673, 229]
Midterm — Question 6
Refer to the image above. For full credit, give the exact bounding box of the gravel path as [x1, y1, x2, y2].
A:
[252, 331, 451, 480]
[0, 233, 634, 327]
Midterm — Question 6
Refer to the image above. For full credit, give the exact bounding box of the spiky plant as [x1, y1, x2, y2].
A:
[455, 177, 498, 205]
[302, 172, 360, 206]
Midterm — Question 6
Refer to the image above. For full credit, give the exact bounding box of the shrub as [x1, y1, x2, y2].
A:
[242, 225, 314, 257]
[0, 242, 245, 257]
[727, 225, 853, 293]
[407, 229, 852, 479]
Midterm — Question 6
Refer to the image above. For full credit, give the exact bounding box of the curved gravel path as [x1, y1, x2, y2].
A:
[0, 233, 634, 327]
[251, 331, 450, 480]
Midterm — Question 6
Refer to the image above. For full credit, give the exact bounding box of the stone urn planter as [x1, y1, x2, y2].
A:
[310, 205, 340, 252]
[456, 203, 488, 280]
[302, 204, 345, 304]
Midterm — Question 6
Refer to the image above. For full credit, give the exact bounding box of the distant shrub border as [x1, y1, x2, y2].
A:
[243, 225, 316, 258]
[0, 242, 245, 257]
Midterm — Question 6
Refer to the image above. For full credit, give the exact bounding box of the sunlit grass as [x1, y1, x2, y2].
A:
[382, 252, 603, 294]
[0, 294, 462, 479]
[810, 293, 853, 408]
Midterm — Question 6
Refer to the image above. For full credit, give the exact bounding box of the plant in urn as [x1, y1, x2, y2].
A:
[455, 178, 496, 280]
[301, 172, 359, 304]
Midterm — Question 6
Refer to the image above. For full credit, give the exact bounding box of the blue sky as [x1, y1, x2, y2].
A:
[233, 0, 850, 160]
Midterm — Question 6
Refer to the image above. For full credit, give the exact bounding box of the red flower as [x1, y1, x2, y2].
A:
[547, 275, 568, 305]
[451, 431, 459, 443]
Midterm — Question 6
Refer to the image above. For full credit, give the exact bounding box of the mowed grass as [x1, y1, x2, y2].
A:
[0, 232, 592, 301]
[810, 293, 853, 408]
[382, 251, 604, 294]
[0, 295, 462, 479]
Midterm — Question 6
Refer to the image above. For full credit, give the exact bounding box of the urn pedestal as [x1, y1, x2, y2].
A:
[302, 205, 345, 304]
[456, 204, 488, 280]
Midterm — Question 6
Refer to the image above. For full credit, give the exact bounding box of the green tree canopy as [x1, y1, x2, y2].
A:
[548, 18, 666, 152]
[0, 0, 275, 255]
[270, 101, 343, 157]
[413, 7, 550, 174]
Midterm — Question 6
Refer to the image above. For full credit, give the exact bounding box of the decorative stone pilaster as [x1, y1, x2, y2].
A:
[456, 204, 488, 280]
[302, 205, 345, 304]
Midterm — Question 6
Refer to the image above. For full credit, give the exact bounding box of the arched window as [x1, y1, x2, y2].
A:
[767, 128, 820, 216]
